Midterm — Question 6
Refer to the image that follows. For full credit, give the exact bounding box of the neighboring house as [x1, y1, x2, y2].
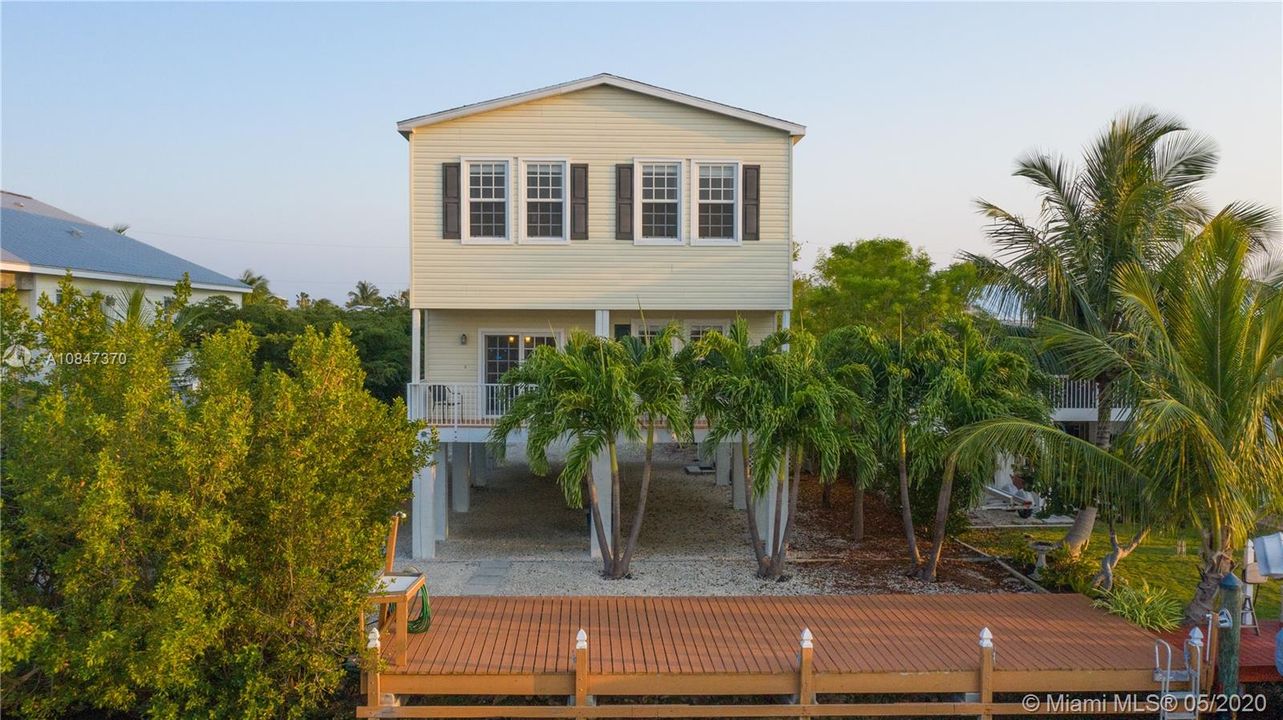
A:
[0, 191, 248, 316]
[400, 74, 803, 558]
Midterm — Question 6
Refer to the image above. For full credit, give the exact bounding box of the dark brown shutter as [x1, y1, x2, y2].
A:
[570, 163, 589, 240]
[742, 164, 760, 241]
[615, 164, 633, 241]
[442, 162, 461, 240]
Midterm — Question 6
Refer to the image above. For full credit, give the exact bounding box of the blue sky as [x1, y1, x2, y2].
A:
[3, 2, 1279, 301]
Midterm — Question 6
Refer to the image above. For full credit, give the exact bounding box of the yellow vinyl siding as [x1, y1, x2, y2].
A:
[425, 309, 777, 384]
[409, 85, 792, 311]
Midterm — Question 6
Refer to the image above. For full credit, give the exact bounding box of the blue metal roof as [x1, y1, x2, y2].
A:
[0, 207, 246, 289]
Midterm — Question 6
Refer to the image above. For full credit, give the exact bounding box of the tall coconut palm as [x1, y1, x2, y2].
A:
[490, 330, 663, 578]
[944, 206, 1281, 622]
[685, 319, 777, 574]
[616, 322, 691, 576]
[750, 329, 854, 578]
[346, 280, 381, 309]
[967, 109, 1218, 554]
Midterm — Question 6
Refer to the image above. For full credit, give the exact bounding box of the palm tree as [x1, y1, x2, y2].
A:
[490, 331, 639, 578]
[616, 323, 691, 576]
[915, 320, 1050, 581]
[295, 292, 312, 309]
[346, 281, 381, 309]
[819, 328, 883, 543]
[686, 319, 777, 575]
[750, 329, 853, 578]
[944, 207, 1281, 622]
[818, 322, 927, 568]
[967, 109, 1217, 555]
[238, 269, 280, 307]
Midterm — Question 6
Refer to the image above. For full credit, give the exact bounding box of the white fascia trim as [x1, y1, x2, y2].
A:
[8, 263, 248, 294]
[634, 158, 685, 246]
[460, 157, 513, 245]
[396, 74, 806, 138]
[517, 157, 571, 245]
[689, 159, 742, 246]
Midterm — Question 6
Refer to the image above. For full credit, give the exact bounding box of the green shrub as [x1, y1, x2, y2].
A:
[1093, 581, 1183, 631]
[1040, 548, 1098, 595]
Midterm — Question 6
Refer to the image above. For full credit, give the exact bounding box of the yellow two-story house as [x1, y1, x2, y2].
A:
[399, 74, 802, 559]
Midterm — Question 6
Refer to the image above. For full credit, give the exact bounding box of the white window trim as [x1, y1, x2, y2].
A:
[633, 158, 685, 246]
[477, 328, 565, 382]
[518, 157, 571, 245]
[461, 157, 513, 245]
[690, 159, 742, 246]
[685, 318, 731, 342]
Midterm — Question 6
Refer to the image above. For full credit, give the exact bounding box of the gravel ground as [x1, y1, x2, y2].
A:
[394, 442, 1023, 597]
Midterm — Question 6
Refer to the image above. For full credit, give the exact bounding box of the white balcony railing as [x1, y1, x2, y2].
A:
[408, 377, 1122, 427]
[407, 383, 521, 426]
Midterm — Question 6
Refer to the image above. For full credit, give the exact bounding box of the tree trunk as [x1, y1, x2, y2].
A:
[897, 426, 921, 567]
[1063, 378, 1112, 556]
[852, 484, 865, 543]
[1184, 525, 1234, 627]
[764, 448, 788, 578]
[1090, 517, 1148, 591]
[821, 480, 832, 509]
[608, 442, 622, 575]
[741, 433, 769, 574]
[768, 445, 804, 579]
[616, 422, 655, 578]
[920, 464, 955, 582]
[583, 471, 613, 576]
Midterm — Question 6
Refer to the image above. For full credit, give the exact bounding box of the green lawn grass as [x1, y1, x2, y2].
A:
[961, 525, 1281, 622]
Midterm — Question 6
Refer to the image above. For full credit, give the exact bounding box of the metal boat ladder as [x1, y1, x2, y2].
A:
[1153, 627, 1204, 720]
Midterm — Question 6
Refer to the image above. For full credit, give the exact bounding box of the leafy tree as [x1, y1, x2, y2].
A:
[346, 280, 381, 309]
[966, 110, 1218, 555]
[180, 293, 411, 403]
[944, 208, 1281, 622]
[1, 279, 427, 718]
[795, 238, 980, 339]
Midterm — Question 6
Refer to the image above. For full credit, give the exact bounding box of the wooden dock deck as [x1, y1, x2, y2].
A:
[361, 593, 1167, 717]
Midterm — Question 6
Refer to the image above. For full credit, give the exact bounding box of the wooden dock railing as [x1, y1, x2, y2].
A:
[360, 623, 1153, 718]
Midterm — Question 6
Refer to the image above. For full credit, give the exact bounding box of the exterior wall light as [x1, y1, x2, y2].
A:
[459, 333, 468, 345]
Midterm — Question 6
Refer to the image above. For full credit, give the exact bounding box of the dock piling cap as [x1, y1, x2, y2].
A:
[1188, 627, 1204, 647]
[575, 629, 588, 650]
[979, 627, 994, 648]
[800, 628, 813, 649]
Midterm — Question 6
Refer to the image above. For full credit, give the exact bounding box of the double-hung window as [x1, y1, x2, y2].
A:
[687, 322, 727, 344]
[693, 161, 739, 245]
[636, 160, 682, 244]
[522, 160, 568, 243]
[464, 159, 510, 243]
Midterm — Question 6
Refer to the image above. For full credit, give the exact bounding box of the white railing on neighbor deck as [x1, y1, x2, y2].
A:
[1052, 376, 1099, 410]
[407, 383, 522, 426]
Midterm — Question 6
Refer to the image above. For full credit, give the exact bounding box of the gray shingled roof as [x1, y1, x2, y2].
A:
[1, 205, 246, 290]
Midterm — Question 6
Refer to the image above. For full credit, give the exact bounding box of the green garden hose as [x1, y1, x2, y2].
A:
[386, 582, 432, 634]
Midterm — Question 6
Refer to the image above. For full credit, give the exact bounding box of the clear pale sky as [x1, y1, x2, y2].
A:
[3, 2, 1280, 301]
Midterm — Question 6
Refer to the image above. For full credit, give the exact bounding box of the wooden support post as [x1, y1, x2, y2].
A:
[574, 629, 590, 717]
[366, 627, 383, 709]
[1217, 572, 1244, 697]
[978, 627, 994, 720]
[797, 627, 815, 705]
[396, 597, 409, 667]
